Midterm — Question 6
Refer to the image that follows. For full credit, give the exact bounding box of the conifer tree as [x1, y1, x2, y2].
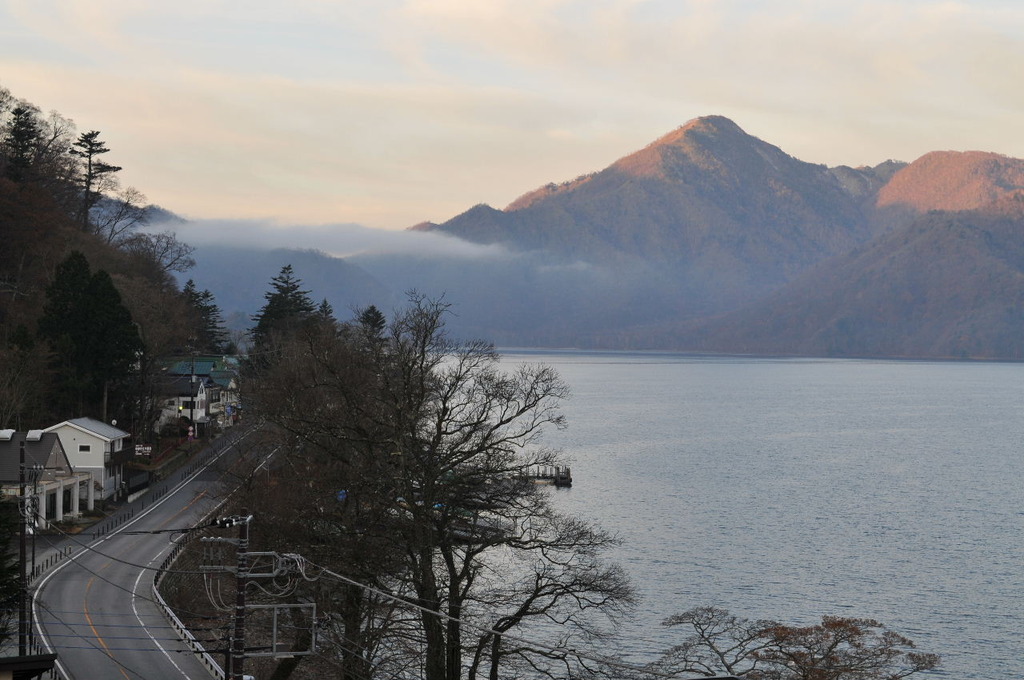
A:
[182, 280, 229, 353]
[70, 130, 121, 231]
[2, 104, 41, 182]
[37, 251, 143, 419]
[250, 265, 316, 348]
[316, 298, 336, 324]
[357, 305, 386, 337]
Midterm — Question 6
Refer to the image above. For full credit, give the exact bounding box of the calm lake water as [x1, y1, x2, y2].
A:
[502, 351, 1024, 679]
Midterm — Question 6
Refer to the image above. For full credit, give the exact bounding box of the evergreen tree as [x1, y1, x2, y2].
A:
[70, 130, 121, 231]
[354, 303, 382, 335]
[250, 265, 316, 347]
[37, 251, 143, 419]
[182, 279, 229, 353]
[316, 298, 336, 323]
[2, 104, 41, 182]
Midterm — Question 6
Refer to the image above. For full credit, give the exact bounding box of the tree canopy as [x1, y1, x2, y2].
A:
[37, 250, 144, 420]
[182, 279, 230, 354]
[250, 264, 318, 348]
[237, 293, 635, 680]
[646, 606, 940, 680]
[0, 84, 211, 432]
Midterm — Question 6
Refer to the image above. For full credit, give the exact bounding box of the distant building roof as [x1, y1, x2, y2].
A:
[45, 417, 130, 442]
[155, 375, 209, 398]
[0, 431, 67, 483]
[169, 360, 219, 376]
[208, 369, 237, 389]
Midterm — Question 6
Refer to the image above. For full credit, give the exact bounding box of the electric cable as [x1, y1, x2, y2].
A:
[32, 597, 159, 680]
[285, 553, 677, 679]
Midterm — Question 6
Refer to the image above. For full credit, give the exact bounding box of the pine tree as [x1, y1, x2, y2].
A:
[182, 280, 229, 353]
[250, 265, 316, 347]
[2, 104, 41, 182]
[37, 251, 143, 419]
[357, 305, 386, 337]
[70, 130, 121, 231]
[316, 298, 335, 323]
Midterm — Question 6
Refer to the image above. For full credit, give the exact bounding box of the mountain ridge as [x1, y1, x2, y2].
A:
[403, 116, 1024, 357]
[182, 116, 1024, 359]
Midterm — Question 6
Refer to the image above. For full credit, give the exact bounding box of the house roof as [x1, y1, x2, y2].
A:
[45, 417, 130, 442]
[161, 355, 239, 376]
[0, 430, 66, 483]
[208, 369, 236, 389]
[169, 360, 218, 376]
[155, 375, 211, 398]
[0, 652, 58, 679]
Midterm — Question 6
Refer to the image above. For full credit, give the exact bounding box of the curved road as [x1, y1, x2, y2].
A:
[33, 426, 268, 680]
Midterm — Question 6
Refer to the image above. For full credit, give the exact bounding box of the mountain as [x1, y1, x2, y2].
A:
[678, 203, 1024, 358]
[678, 152, 1024, 358]
[408, 118, 1024, 358]
[419, 116, 897, 317]
[877, 150, 1024, 213]
[183, 117, 1024, 358]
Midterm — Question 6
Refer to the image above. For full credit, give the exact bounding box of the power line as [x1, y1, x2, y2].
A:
[32, 597, 155, 680]
[286, 554, 679, 679]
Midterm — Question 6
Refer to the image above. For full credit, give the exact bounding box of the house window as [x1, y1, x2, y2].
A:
[79, 444, 91, 452]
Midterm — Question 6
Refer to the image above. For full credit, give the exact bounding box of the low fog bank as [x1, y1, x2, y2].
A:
[161, 218, 696, 347]
[151, 217, 511, 260]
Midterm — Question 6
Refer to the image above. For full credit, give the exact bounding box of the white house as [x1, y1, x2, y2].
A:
[0, 429, 94, 525]
[159, 356, 240, 432]
[44, 418, 131, 501]
[155, 374, 210, 435]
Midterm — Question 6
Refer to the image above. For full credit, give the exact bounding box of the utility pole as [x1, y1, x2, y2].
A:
[18, 440, 27, 656]
[207, 514, 252, 679]
[231, 515, 250, 680]
[202, 514, 315, 677]
[190, 344, 196, 439]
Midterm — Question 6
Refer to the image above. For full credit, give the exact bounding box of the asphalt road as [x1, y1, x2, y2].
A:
[33, 425, 266, 680]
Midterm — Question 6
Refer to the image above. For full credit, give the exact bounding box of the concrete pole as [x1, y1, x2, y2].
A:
[230, 516, 251, 680]
[18, 440, 27, 656]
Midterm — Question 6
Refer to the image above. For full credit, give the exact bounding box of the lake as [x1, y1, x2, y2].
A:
[502, 351, 1024, 679]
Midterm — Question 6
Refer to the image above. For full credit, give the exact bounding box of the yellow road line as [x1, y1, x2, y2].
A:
[84, 569, 133, 680]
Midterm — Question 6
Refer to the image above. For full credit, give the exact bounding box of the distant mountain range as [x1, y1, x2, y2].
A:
[187, 116, 1024, 359]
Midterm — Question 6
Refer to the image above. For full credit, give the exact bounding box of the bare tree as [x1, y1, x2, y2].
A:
[0, 342, 48, 429]
[92, 186, 151, 245]
[242, 294, 634, 680]
[649, 607, 940, 680]
[466, 512, 635, 680]
[119, 230, 196, 274]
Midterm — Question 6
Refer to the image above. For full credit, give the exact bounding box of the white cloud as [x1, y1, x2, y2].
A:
[3, 0, 1024, 228]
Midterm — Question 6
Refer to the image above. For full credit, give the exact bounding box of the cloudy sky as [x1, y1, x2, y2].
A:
[2, 0, 1023, 230]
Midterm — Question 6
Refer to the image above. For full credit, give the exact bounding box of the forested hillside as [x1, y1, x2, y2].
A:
[0, 85, 225, 434]
[413, 116, 1024, 358]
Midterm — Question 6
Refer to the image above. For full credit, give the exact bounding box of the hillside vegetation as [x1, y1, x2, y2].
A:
[0, 85, 222, 432]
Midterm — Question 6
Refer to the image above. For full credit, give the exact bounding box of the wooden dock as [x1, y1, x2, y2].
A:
[527, 465, 573, 488]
